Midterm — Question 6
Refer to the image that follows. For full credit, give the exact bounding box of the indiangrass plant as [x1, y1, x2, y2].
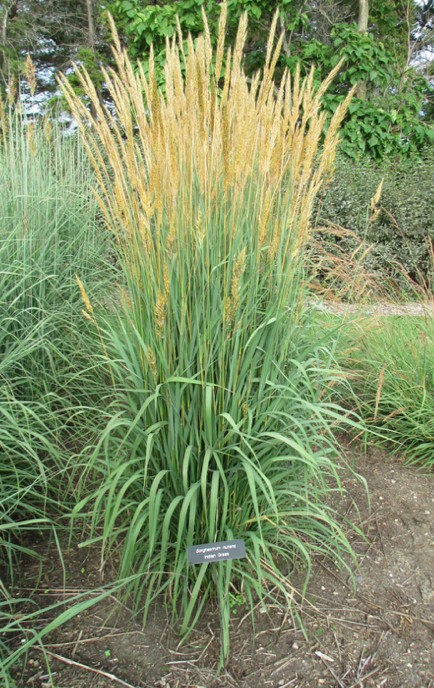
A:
[60, 5, 359, 659]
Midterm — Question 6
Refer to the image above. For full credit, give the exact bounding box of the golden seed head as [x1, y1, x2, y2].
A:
[27, 121, 36, 154]
[147, 345, 158, 382]
[119, 285, 131, 310]
[370, 177, 384, 218]
[167, 228, 175, 261]
[224, 248, 247, 327]
[224, 299, 234, 327]
[7, 76, 16, 106]
[231, 247, 246, 297]
[24, 54, 36, 96]
[59, 4, 350, 349]
[195, 209, 204, 244]
[81, 308, 94, 322]
[215, 1, 228, 82]
[75, 274, 93, 314]
[154, 288, 168, 337]
[163, 262, 170, 294]
[43, 115, 52, 141]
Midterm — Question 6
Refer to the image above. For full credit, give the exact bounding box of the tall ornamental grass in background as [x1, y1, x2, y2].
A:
[0, 107, 111, 415]
[0, 107, 112, 685]
[61, 5, 358, 657]
[0, 108, 104, 551]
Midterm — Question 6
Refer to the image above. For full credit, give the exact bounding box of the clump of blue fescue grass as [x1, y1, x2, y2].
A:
[61, 3, 361, 661]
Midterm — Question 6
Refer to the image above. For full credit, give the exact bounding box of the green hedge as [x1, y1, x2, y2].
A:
[313, 147, 434, 287]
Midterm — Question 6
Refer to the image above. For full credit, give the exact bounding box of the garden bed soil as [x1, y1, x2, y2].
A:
[9, 440, 434, 688]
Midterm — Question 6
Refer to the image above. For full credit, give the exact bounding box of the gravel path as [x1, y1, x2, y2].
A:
[309, 299, 434, 317]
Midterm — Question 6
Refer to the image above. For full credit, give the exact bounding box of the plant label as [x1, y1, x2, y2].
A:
[188, 539, 246, 564]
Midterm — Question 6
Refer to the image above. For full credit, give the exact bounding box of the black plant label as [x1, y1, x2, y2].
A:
[188, 539, 246, 564]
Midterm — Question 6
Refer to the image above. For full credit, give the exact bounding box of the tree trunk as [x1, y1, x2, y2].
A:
[356, 0, 369, 99]
[86, 0, 95, 50]
[1, 1, 18, 93]
[86, 0, 98, 119]
[358, 0, 369, 34]
[1, 7, 8, 72]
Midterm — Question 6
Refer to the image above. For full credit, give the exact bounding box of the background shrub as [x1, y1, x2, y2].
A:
[314, 147, 434, 287]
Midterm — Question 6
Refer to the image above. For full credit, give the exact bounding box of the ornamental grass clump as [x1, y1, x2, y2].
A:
[0, 107, 115, 684]
[337, 311, 434, 469]
[61, 4, 357, 657]
[0, 106, 109, 549]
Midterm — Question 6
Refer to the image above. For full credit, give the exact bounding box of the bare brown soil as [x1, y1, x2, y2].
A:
[9, 440, 434, 688]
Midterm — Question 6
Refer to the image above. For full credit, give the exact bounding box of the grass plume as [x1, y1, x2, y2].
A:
[60, 4, 357, 662]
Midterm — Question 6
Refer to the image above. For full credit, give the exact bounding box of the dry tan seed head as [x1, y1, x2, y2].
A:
[147, 345, 158, 383]
[59, 3, 351, 331]
[81, 309, 94, 323]
[154, 288, 168, 338]
[7, 76, 16, 106]
[370, 177, 384, 214]
[76, 274, 94, 314]
[24, 54, 36, 96]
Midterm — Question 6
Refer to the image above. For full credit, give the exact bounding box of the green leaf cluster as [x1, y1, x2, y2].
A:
[288, 23, 434, 159]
